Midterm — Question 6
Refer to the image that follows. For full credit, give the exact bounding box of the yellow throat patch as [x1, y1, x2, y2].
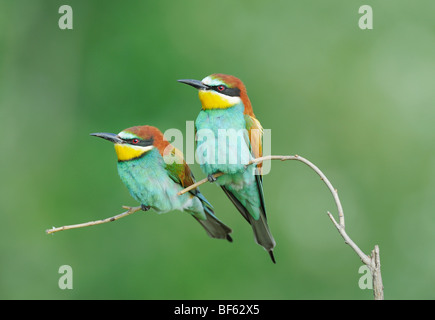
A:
[114, 144, 153, 161]
[198, 90, 239, 110]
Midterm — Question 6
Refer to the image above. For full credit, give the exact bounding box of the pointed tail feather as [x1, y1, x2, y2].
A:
[252, 173, 276, 263]
[246, 213, 276, 263]
[221, 185, 276, 263]
[194, 206, 233, 242]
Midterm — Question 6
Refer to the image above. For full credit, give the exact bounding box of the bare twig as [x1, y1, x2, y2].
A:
[178, 154, 384, 299]
[370, 245, 384, 300]
[45, 206, 142, 235]
[46, 154, 384, 299]
[178, 172, 225, 196]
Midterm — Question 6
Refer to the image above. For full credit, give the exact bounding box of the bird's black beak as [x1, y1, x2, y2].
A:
[177, 79, 209, 90]
[90, 132, 124, 144]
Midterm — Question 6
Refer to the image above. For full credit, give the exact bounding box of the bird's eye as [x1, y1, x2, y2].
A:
[217, 85, 225, 92]
[132, 139, 139, 144]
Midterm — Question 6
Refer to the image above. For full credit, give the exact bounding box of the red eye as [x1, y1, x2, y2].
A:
[217, 85, 225, 92]
[132, 139, 139, 144]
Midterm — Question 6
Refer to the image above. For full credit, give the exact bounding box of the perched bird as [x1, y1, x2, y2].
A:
[90, 125, 233, 242]
[178, 74, 276, 263]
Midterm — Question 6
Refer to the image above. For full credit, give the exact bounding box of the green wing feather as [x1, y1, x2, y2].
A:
[163, 145, 232, 241]
[163, 145, 212, 207]
[163, 146, 195, 189]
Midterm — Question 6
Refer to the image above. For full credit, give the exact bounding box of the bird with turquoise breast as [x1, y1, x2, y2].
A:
[90, 125, 233, 242]
[178, 74, 276, 263]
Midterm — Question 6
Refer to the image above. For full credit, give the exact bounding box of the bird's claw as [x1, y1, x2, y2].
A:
[207, 174, 217, 183]
[141, 205, 151, 212]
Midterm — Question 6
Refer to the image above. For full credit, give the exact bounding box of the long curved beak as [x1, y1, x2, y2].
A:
[177, 79, 209, 90]
[90, 132, 124, 144]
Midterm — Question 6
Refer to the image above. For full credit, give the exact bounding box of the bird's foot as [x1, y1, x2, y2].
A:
[207, 174, 217, 183]
[141, 204, 151, 212]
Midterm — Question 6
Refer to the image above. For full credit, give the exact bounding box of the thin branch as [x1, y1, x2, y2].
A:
[327, 211, 371, 266]
[180, 155, 346, 224]
[45, 206, 142, 235]
[178, 154, 383, 299]
[178, 172, 225, 196]
[248, 155, 345, 227]
[370, 245, 384, 300]
[45, 154, 384, 299]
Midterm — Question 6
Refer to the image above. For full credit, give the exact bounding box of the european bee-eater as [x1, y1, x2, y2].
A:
[90, 125, 233, 242]
[178, 74, 276, 263]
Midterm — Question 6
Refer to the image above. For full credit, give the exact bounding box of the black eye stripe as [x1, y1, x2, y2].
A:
[210, 85, 241, 97]
[124, 138, 154, 147]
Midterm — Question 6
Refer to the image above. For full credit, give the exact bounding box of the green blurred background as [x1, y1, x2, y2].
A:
[1, 0, 434, 299]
